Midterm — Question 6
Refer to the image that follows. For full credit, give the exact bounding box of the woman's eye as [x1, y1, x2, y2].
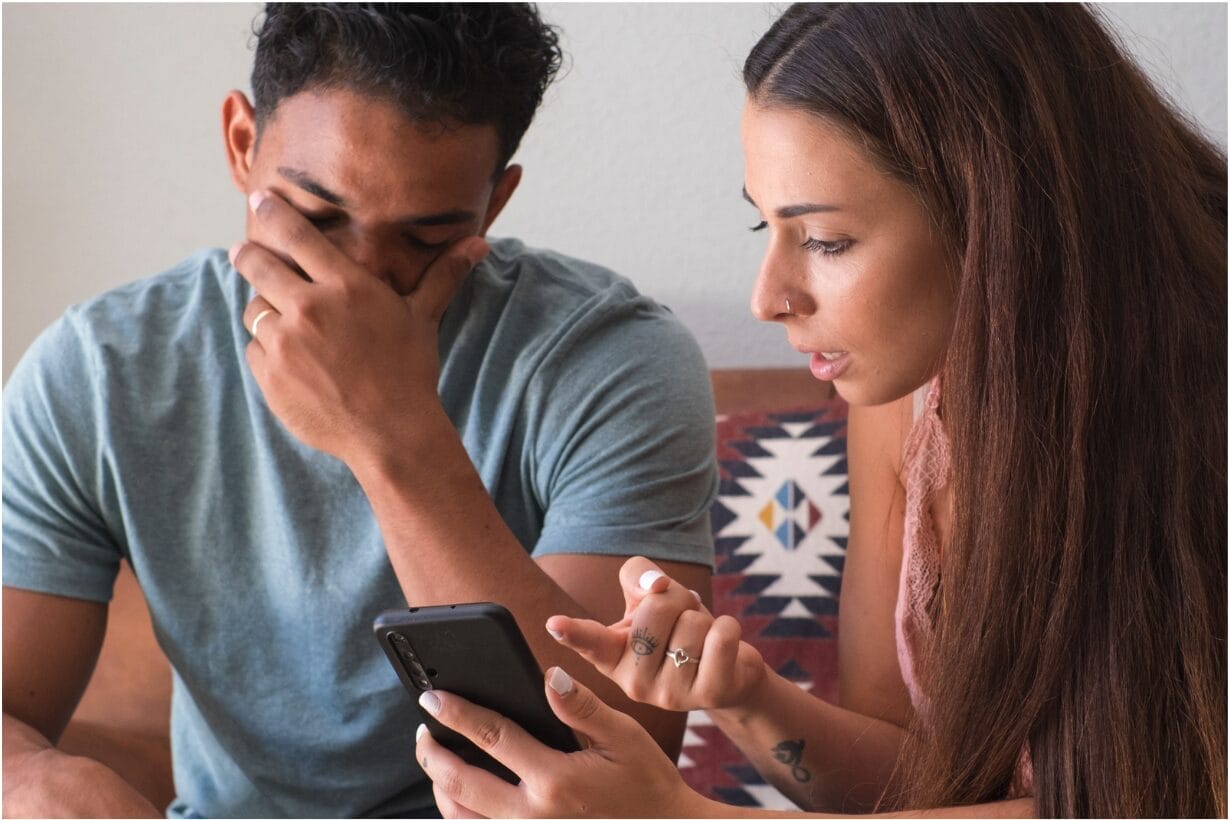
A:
[749, 220, 768, 232]
[801, 237, 853, 256]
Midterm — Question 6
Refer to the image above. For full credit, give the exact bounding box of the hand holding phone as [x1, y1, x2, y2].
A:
[373, 602, 580, 784]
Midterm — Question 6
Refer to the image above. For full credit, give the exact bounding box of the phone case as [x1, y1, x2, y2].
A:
[373, 602, 581, 784]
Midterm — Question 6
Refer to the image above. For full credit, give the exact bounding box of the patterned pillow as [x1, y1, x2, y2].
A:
[679, 401, 850, 809]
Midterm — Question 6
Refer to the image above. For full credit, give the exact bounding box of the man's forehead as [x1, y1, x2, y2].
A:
[256, 88, 503, 176]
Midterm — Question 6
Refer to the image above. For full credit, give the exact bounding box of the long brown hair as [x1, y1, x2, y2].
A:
[745, 5, 1226, 817]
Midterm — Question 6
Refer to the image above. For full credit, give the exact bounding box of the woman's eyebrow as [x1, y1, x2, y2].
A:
[741, 186, 840, 217]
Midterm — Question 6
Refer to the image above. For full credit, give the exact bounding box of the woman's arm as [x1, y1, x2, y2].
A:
[704, 669, 905, 812]
[415, 665, 1037, 819]
[701, 395, 920, 812]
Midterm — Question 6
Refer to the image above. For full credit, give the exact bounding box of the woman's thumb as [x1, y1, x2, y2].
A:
[543, 667, 631, 747]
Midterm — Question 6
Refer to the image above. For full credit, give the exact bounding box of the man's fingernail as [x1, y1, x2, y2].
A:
[639, 570, 666, 591]
[418, 691, 442, 715]
[547, 666, 573, 696]
[466, 239, 489, 266]
[248, 190, 267, 214]
[547, 626, 564, 640]
[415, 723, 428, 742]
[228, 243, 242, 266]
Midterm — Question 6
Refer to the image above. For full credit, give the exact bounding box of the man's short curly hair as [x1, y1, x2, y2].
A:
[251, 3, 563, 169]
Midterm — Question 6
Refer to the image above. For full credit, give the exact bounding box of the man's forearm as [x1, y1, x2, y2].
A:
[706, 671, 908, 813]
[3, 712, 161, 818]
[347, 407, 688, 756]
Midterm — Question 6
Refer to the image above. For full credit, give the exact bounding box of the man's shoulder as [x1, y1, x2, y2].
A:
[474, 237, 697, 346]
[12, 248, 243, 400]
[66, 248, 236, 334]
[466, 237, 707, 382]
[481, 237, 646, 306]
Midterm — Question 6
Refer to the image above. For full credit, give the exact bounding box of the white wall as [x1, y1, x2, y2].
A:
[3, 3, 1225, 380]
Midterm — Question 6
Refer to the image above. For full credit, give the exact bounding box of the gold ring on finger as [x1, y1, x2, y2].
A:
[251, 308, 275, 338]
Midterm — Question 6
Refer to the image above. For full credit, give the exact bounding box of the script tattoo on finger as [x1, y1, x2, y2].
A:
[772, 739, 812, 783]
[630, 627, 659, 663]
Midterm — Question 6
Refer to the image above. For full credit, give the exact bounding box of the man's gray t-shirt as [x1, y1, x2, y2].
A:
[3, 239, 717, 818]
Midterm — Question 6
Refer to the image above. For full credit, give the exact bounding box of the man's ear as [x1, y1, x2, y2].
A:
[478, 164, 523, 236]
[222, 90, 259, 192]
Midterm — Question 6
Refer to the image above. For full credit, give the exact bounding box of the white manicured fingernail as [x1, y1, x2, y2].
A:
[546, 626, 564, 640]
[547, 667, 573, 695]
[248, 190, 267, 213]
[418, 691, 441, 715]
[415, 723, 428, 742]
[691, 589, 703, 604]
[639, 570, 666, 591]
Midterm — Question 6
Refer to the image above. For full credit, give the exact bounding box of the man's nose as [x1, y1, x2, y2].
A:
[333, 231, 398, 286]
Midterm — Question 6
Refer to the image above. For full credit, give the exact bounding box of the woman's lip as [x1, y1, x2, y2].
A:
[809, 352, 851, 381]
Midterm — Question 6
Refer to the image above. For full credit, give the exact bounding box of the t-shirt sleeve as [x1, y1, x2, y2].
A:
[527, 298, 717, 569]
[3, 313, 122, 602]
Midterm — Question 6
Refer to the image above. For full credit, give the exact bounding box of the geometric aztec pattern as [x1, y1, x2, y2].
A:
[679, 400, 849, 809]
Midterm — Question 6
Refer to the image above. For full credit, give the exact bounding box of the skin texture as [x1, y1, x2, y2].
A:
[2, 86, 710, 816]
[416, 104, 1033, 818]
[742, 105, 956, 408]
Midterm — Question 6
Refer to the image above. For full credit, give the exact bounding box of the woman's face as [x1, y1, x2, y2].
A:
[741, 102, 957, 406]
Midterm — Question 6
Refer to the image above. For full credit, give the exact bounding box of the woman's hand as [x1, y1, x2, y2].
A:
[546, 557, 768, 712]
[415, 667, 704, 818]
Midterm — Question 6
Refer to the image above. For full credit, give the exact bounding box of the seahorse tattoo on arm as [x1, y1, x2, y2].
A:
[772, 738, 813, 783]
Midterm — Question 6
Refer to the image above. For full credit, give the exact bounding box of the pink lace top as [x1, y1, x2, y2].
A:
[894, 376, 1034, 796]
[895, 376, 949, 712]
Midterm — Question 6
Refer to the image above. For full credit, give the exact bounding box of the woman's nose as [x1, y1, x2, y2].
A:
[749, 246, 811, 322]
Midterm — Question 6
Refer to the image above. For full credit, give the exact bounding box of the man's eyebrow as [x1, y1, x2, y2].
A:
[741, 186, 839, 218]
[276, 166, 478, 227]
[279, 167, 344, 207]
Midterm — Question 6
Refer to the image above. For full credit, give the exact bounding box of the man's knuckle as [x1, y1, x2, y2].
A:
[286, 221, 316, 248]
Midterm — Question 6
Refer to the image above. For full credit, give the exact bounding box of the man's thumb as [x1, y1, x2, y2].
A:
[412, 236, 490, 321]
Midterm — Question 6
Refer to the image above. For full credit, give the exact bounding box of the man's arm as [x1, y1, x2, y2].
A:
[3, 587, 161, 818]
[348, 416, 710, 758]
[232, 192, 715, 756]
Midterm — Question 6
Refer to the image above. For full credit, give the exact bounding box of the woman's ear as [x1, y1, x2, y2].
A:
[221, 90, 258, 192]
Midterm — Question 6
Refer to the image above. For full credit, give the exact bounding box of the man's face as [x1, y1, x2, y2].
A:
[226, 87, 518, 295]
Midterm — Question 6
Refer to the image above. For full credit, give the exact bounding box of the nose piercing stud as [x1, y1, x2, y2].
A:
[785, 298, 793, 315]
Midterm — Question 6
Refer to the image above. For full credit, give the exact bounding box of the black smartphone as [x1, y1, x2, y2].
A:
[373, 602, 581, 784]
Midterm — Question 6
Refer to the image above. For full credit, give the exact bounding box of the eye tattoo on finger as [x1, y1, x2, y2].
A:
[772, 739, 812, 783]
[631, 627, 659, 663]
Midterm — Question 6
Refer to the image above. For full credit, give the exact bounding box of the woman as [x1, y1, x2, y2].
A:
[413, 5, 1227, 817]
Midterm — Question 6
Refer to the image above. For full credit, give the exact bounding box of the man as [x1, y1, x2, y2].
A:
[2, 5, 716, 817]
